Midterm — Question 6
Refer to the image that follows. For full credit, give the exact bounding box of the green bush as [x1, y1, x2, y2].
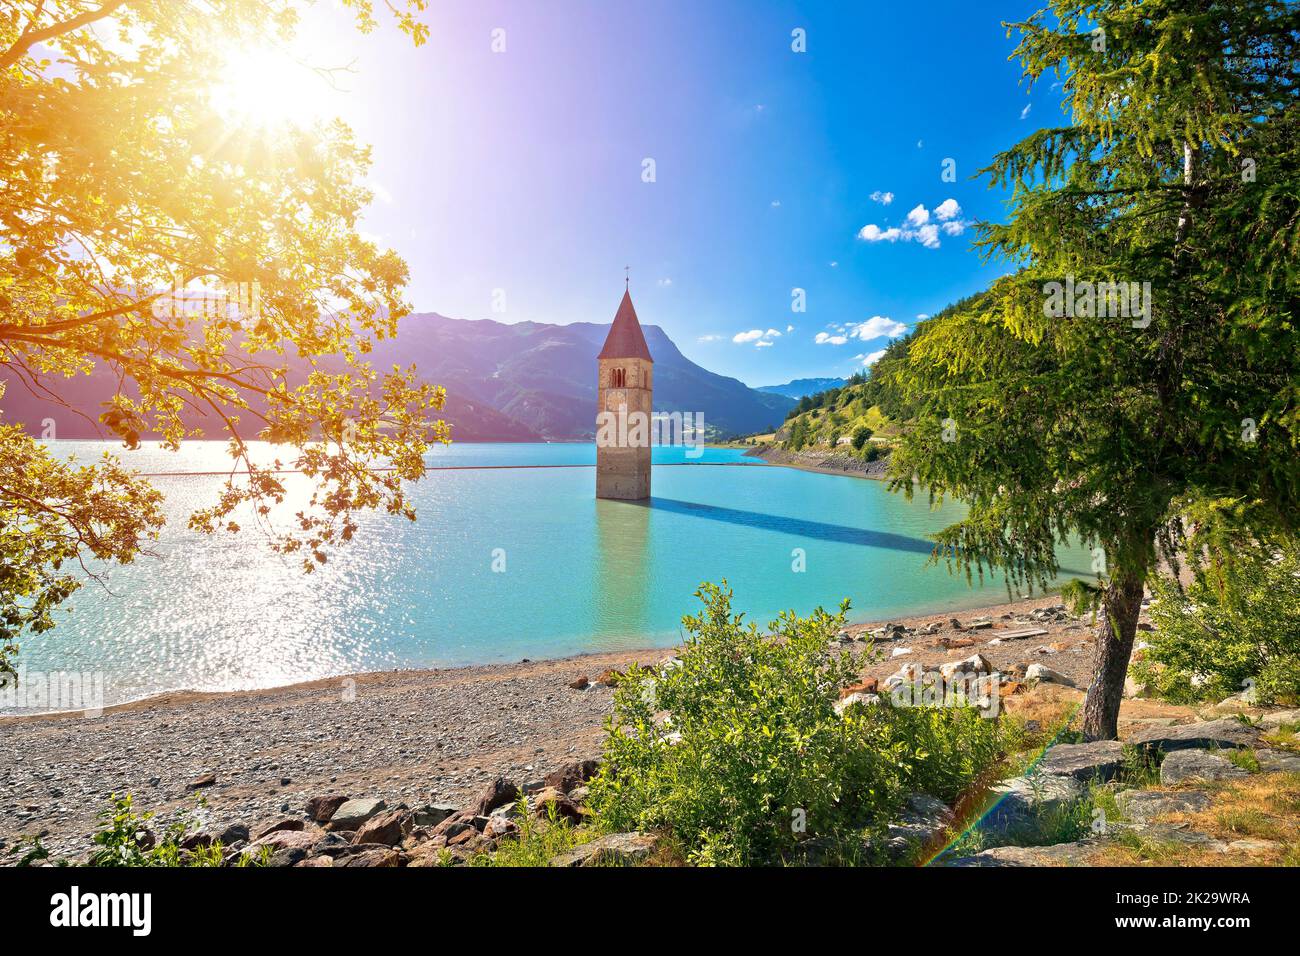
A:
[851, 424, 872, 450]
[11, 794, 266, 867]
[1134, 548, 1300, 705]
[588, 582, 1009, 865]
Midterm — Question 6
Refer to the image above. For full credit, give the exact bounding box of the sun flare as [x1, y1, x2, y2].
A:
[208, 45, 339, 130]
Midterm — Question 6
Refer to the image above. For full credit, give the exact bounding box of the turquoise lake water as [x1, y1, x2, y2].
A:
[16, 441, 1088, 706]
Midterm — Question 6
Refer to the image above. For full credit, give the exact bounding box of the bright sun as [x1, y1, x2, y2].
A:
[209, 46, 338, 129]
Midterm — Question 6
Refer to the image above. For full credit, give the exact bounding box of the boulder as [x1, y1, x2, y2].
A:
[569, 676, 590, 690]
[335, 847, 401, 868]
[254, 818, 304, 840]
[881, 793, 953, 860]
[1256, 749, 1300, 774]
[353, 809, 413, 847]
[1115, 789, 1211, 824]
[1024, 663, 1079, 688]
[181, 822, 249, 851]
[1037, 741, 1125, 782]
[838, 678, 879, 699]
[834, 692, 881, 715]
[1159, 748, 1248, 785]
[946, 840, 1101, 867]
[939, 654, 992, 681]
[307, 832, 354, 858]
[1258, 709, 1300, 731]
[326, 798, 387, 831]
[549, 832, 658, 867]
[542, 759, 600, 794]
[413, 804, 456, 827]
[530, 787, 583, 822]
[472, 778, 519, 816]
[247, 828, 319, 866]
[186, 772, 217, 791]
[305, 795, 349, 823]
[984, 773, 1085, 830]
[1128, 718, 1263, 753]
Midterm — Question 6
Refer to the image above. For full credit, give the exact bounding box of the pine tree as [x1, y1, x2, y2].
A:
[888, 0, 1299, 738]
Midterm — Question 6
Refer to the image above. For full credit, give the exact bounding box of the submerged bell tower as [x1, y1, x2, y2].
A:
[596, 284, 654, 500]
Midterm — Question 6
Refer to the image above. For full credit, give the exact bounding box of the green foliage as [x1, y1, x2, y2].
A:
[470, 795, 597, 867]
[851, 424, 873, 451]
[0, 1, 448, 669]
[11, 793, 266, 867]
[1134, 547, 1300, 705]
[587, 582, 1010, 866]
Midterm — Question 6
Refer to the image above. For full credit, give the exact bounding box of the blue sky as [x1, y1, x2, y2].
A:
[302, 0, 1057, 387]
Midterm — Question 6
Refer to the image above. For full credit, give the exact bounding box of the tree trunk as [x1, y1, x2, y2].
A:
[1081, 573, 1146, 740]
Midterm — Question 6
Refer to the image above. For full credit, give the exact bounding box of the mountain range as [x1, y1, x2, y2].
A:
[1, 313, 796, 442]
[756, 377, 847, 400]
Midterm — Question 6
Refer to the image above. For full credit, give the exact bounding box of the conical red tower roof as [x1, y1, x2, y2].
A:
[598, 289, 653, 361]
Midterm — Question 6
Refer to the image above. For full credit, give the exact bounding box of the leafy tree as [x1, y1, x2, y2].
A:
[887, 0, 1298, 738]
[0, 1, 446, 675]
[851, 424, 873, 451]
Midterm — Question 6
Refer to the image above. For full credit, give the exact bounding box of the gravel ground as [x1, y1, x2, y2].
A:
[0, 594, 1107, 862]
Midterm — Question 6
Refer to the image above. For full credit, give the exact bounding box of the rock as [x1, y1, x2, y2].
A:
[1256, 749, 1300, 773]
[1123, 677, 1149, 699]
[307, 832, 354, 858]
[529, 787, 583, 822]
[542, 759, 600, 793]
[838, 678, 879, 699]
[353, 809, 413, 847]
[569, 676, 590, 690]
[834, 692, 881, 715]
[1160, 748, 1248, 785]
[1115, 789, 1211, 824]
[472, 778, 519, 816]
[1129, 718, 1263, 753]
[431, 812, 476, 840]
[305, 794, 349, 823]
[413, 804, 456, 827]
[186, 772, 217, 791]
[1038, 741, 1125, 782]
[483, 813, 520, 840]
[254, 818, 304, 840]
[295, 855, 334, 867]
[1258, 709, 1300, 731]
[569, 785, 590, 804]
[595, 669, 622, 687]
[549, 832, 658, 867]
[881, 793, 953, 860]
[946, 840, 1102, 867]
[326, 798, 387, 831]
[889, 647, 913, 658]
[335, 847, 401, 867]
[939, 654, 992, 681]
[181, 822, 249, 851]
[1024, 663, 1079, 688]
[984, 774, 1086, 830]
[247, 828, 319, 866]
[1108, 821, 1227, 849]
[938, 637, 977, 650]
[883, 663, 924, 691]
[967, 618, 993, 630]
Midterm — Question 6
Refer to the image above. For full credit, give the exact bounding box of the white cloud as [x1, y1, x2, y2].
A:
[848, 316, 907, 341]
[857, 223, 902, 243]
[734, 328, 781, 347]
[916, 313, 930, 320]
[829, 260, 839, 268]
[1020, 103, 1032, 120]
[786, 324, 795, 333]
[815, 331, 849, 346]
[657, 277, 673, 287]
[697, 334, 723, 343]
[869, 190, 894, 205]
[770, 199, 781, 207]
[862, 349, 887, 366]
[856, 197, 968, 250]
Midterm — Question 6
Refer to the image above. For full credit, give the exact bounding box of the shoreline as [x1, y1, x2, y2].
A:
[1, 581, 1070, 722]
[743, 443, 892, 480]
[0, 590, 1102, 861]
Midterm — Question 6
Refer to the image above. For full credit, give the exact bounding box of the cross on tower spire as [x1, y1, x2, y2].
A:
[624, 265, 630, 289]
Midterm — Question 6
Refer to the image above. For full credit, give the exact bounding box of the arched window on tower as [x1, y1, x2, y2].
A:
[611, 368, 626, 388]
